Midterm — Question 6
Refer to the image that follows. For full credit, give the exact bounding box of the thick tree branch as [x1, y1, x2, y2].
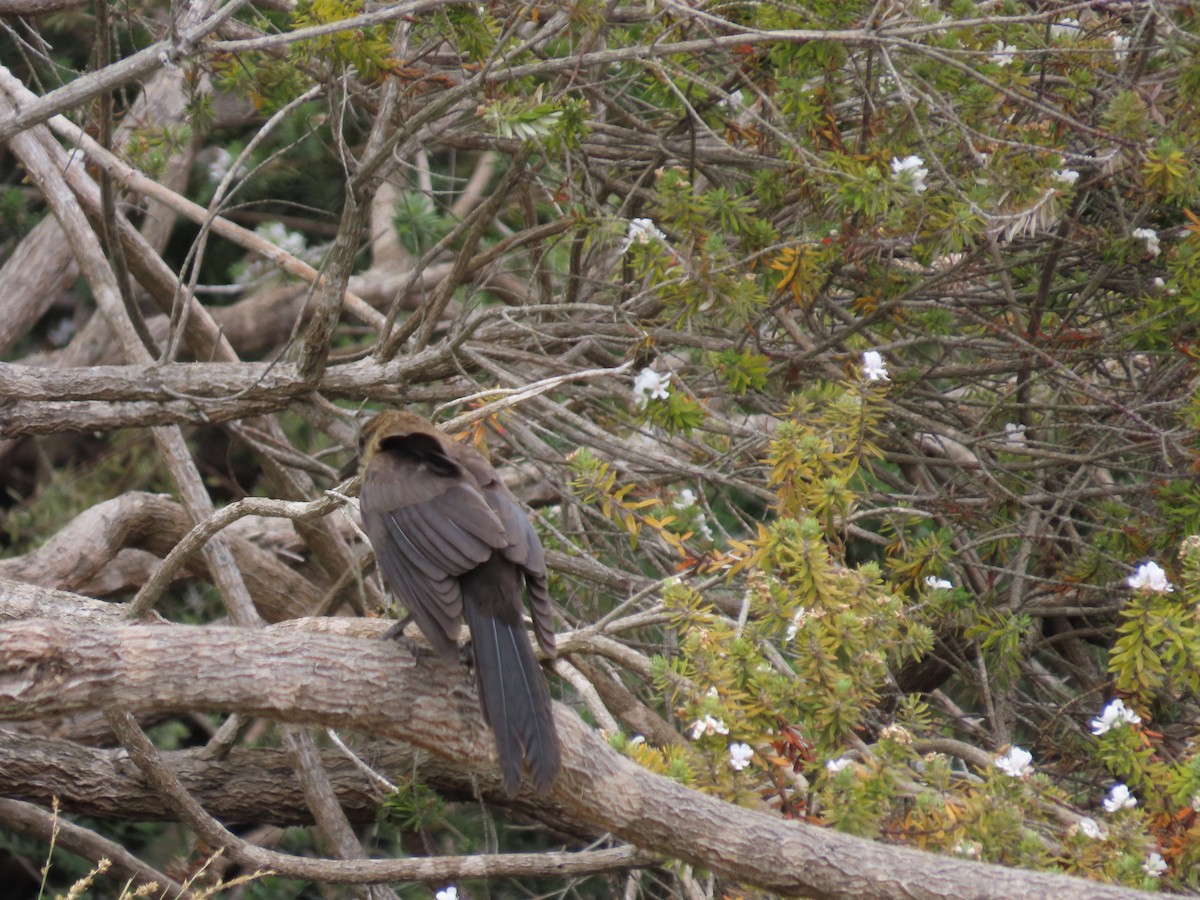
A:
[0, 615, 1154, 899]
[0, 729, 383, 825]
[0, 494, 323, 622]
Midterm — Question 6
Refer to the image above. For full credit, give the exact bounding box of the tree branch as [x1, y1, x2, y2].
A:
[0, 798, 193, 898]
[0, 614, 1154, 899]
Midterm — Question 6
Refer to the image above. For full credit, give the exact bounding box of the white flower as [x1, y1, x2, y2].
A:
[1103, 783, 1137, 813]
[728, 742, 754, 771]
[1152, 277, 1166, 290]
[1077, 817, 1106, 840]
[1144, 852, 1167, 877]
[988, 40, 1016, 66]
[47, 317, 76, 348]
[632, 367, 672, 406]
[436, 888, 458, 900]
[880, 723, 913, 745]
[953, 841, 980, 858]
[257, 221, 307, 257]
[994, 746, 1033, 777]
[204, 147, 250, 187]
[1110, 34, 1130, 61]
[674, 488, 696, 508]
[207, 148, 234, 184]
[673, 488, 713, 539]
[1050, 17, 1080, 40]
[619, 217, 667, 253]
[826, 756, 853, 773]
[233, 221, 310, 285]
[722, 89, 745, 112]
[1132, 227, 1161, 257]
[1051, 169, 1080, 186]
[1128, 561, 1173, 593]
[785, 608, 808, 641]
[630, 734, 646, 746]
[891, 155, 928, 193]
[1090, 699, 1142, 735]
[924, 575, 953, 590]
[689, 715, 729, 739]
[862, 350, 890, 382]
[1005, 422, 1027, 444]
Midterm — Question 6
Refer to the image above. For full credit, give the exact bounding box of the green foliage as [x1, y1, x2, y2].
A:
[3, 433, 162, 555]
[0, 186, 37, 243]
[479, 93, 563, 142]
[441, 3, 498, 61]
[292, 0, 394, 80]
[211, 28, 315, 114]
[1143, 140, 1193, 203]
[1109, 588, 1199, 708]
[1102, 90, 1150, 142]
[124, 124, 193, 180]
[825, 154, 893, 219]
[819, 756, 895, 837]
[212, 0, 393, 114]
[657, 385, 935, 799]
[642, 350, 1200, 889]
[392, 190, 453, 256]
[884, 526, 955, 591]
[478, 89, 589, 152]
[701, 186, 755, 234]
[566, 447, 661, 549]
[764, 384, 885, 529]
[378, 777, 447, 831]
[966, 611, 1031, 689]
[711, 349, 770, 395]
[184, 75, 217, 135]
[637, 387, 706, 436]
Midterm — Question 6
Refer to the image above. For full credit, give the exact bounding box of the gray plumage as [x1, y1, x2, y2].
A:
[358, 411, 560, 795]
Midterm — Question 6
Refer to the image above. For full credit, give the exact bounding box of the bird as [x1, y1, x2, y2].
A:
[356, 410, 561, 795]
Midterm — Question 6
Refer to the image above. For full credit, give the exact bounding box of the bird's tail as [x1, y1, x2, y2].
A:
[461, 569, 561, 795]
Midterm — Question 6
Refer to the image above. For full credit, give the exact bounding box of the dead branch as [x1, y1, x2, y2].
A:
[0, 493, 324, 621]
[0, 798, 193, 897]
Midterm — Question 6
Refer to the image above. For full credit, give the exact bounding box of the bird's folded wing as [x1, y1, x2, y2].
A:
[362, 477, 509, 655]
[481, 484, 557, 655]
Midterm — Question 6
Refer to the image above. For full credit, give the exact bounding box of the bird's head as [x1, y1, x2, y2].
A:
[358, 411, 459, 478]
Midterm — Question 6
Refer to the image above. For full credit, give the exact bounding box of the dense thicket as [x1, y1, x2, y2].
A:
[1, 0, 1198, 896]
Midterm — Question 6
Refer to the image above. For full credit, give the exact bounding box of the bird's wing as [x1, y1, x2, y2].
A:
[361, 451, 509, 657]
[458, 457, 557, 656]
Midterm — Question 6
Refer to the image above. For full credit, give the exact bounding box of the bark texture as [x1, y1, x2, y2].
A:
[0, 612, 1154, 900]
